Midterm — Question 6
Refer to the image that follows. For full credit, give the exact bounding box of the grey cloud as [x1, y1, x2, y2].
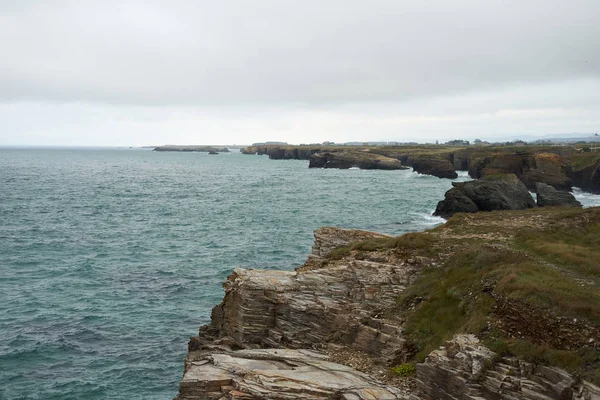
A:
[1, 0, 599, 105]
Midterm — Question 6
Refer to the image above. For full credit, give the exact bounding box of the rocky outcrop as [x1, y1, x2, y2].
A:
[308, 227, 391, 262]
[240, 147, 257, 155]
[309, 152, 408, 170]
[452, 150, 470, 171]
[411, 158, 458, 179]
[177, 348, 405, 400]
[469, 153, 572, 191]
[568, 159, 600, 194]
[433, 174, 536, 218]
[175, 211, 600, 400]
[174, 227, 418, 399]
[536, 182, 582, 208]
[414, 335, 600, 400]
[207, 264, 411, 358]
[240, 145, 600, 193]
[265, 146, 322, 160]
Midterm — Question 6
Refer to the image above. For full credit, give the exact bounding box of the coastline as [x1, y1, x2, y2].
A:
[174, 207, 600, 399]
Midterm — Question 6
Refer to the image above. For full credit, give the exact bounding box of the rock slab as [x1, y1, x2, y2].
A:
[176, 348, 406, 400]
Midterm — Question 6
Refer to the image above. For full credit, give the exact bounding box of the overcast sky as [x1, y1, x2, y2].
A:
[1, 0, 599, 146]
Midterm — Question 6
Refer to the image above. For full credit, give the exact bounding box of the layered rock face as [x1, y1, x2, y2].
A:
[175, 227, 418, 399]
[309, 152, 408, 170]
[415, 335, 600, 400]
[208, 262, 412, 358]
[411, 158, 458, 179]
[433, 174, 536, 218]
[178, 348, 405, 400]
[175, 219, 600, 400]
[469, 153, 572, 191]
[536, 182, 582, 208]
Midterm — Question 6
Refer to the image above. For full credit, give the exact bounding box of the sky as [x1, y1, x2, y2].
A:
[1, 0, 599, 146]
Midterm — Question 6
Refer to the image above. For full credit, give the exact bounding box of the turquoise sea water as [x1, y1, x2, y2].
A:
[1, 148, 599, 400]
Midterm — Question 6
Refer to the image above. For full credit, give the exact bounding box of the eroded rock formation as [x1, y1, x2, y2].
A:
[415, 335, 600, 400]
[309, 152, 408, 170]
[175, 211, 600, 399]
[411, 158, 458, 179]
[433, 174, 536, 218]
[536, 182, 582, 208]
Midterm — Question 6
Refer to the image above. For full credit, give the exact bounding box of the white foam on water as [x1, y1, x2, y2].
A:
[573, 187, 600, 208]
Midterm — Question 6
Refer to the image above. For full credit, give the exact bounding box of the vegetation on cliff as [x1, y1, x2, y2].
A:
[326, 207, 600, 384]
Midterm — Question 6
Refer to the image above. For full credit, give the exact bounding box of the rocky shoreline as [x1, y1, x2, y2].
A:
[241, 144, 600, 193]
[174, 208, 600, 399]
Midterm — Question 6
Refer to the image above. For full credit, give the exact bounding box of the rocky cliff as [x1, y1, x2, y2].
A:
[240, 144, 600, 192]
[175, 207, 600, 399]
[433, 174, 536, 218]
[308, 152, 409, 170]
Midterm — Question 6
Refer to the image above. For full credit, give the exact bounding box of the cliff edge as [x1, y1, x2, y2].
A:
[175, 207, 600, 399]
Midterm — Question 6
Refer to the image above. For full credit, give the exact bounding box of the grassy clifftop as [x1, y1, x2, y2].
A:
[326, 207, 600, 384]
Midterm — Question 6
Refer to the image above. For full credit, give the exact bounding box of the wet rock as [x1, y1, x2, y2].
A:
[175, 348, 406, 400]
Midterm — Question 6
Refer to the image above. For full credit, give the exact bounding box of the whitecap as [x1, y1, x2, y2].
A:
[572, 187, 600, 208]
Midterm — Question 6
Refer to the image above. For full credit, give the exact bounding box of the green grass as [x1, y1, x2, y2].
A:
[321, 207, 600, 381]
[390, 363, 416, 377]
[326, 232, 436, 260]
[567, 152, 600, 171]
[380, 207, 600, 381]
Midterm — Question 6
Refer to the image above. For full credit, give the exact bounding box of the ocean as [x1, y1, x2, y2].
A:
[1, 148, 598, 400]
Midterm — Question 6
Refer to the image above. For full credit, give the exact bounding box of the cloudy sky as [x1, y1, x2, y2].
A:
[1, 0, 599, 146]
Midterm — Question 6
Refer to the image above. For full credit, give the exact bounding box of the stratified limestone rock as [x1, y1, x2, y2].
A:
[536, 182, 582, 208]
[414, 335, 600, 400]
[176, 348, 406, 400]
[471, 152, 572, 191]
[434, 174, 536, 218]
[208, 264, 412, 359]
[412, 158, 458, 179]
[308, 227, 392, 261]
[309, 152, 408, 170]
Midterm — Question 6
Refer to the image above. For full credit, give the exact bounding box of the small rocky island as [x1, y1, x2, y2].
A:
[174, 205, 600, 399]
